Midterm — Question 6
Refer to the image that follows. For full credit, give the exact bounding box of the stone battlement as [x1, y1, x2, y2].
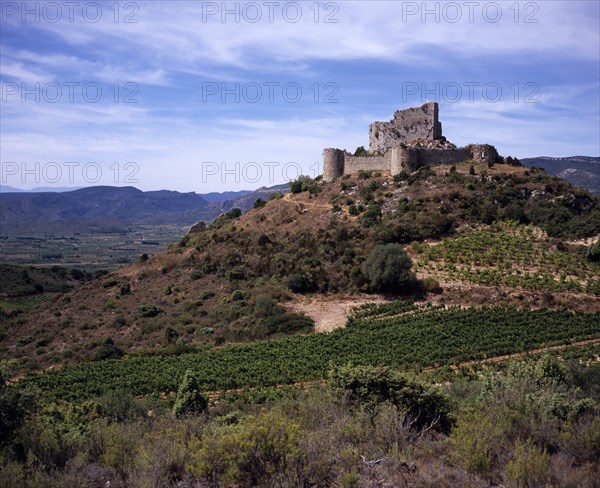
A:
[323, 103, 500, 182]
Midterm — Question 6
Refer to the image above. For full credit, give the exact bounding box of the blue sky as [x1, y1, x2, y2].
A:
[1, 0, 599, 192]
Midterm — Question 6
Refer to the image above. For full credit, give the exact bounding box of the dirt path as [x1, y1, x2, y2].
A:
[437, 337, 600, 371]
[288, 295, 387, 332]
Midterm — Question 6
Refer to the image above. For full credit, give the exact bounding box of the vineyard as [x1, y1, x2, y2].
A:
[0, 294, 54, 312]
[22, 303, 600, 402]
[413, 224, 600, 294]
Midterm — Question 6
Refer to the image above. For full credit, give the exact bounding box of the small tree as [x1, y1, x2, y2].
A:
[173, 370, 208, 418]
[290, 180, 303, 194]
[253, 198, 266, 209]
[362, 243, 414, 293]
[469, 165, 476, 175]
[330, 364, 451, 431]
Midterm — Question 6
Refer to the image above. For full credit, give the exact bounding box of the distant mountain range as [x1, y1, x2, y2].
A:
[1, 155, 597, 235]
[0, 185, 84, 193]
[520, 156, 600, 194]
[0, 184, 288, 235]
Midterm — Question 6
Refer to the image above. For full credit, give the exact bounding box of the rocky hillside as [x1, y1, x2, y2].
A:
[2, 161, 599, 372]
[521, 156, 600, 194]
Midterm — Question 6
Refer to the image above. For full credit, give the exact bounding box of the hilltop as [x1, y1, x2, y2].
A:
[2, 160, 599, 371]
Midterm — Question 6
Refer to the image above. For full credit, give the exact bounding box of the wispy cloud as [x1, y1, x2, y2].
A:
[1, 0, 598, 191]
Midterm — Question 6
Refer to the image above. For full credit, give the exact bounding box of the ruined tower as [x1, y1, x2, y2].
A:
[369, 102, 442, 153]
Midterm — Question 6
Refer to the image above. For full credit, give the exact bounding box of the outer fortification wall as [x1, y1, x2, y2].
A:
[343, 153, 391, 174]
[322, 144, 500, 182]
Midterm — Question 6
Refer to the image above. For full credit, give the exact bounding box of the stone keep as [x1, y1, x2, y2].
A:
[369, 102, 442, 153]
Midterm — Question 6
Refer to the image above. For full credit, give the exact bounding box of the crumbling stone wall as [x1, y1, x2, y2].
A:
[369, 102, 442, 153]
[344, 153, 391, 174]
[322, 104, 500, 182]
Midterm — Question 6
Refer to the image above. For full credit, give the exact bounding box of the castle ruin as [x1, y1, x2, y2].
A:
[323, 102, 500, 182]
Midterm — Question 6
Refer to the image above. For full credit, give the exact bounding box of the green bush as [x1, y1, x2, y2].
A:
[353, 146, 369, 157]
[287, 273, 317, 293]
[227, 266, 246, 281]
[264, 312, 314, 335]
[253, 198, 266, 209]
[361, 243, 414, 292]
[173, 370, 208, 418]
[231, 290, 244, 301]
[588, 239, 600, 262]
[94, 338, 124, 361]
[138, 304, 162, 318]
[290, 180, 303, 194]
[330, 364, 451, 431]
[112, 316, 127, 328]
[422, 276, 442, 293]
[165, 327, 179, 343]
[504, 438, 551, 488]
[119, 283, 131, 295]
[360, 204, 381, 228]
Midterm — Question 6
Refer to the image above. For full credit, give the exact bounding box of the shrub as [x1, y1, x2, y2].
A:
[353, 146, 369, 156]
[503, 438, 551, 488]
[290, 180, 303, 194]
[138, 304, 162, 318]
[165, 327, 179, 343]
[173, 370, 208, 418]
[112, 316, 127, 328]
[102, 279, 118, 288]
[231, 290, 244, 301]
[422, 276, 442, 293]
[140, 253, 149, 262]
[360, 204, 381, 228]
[227, 266, 246, 281]
[348, 204, 359, 216]
[119, 283, 131, 296]
[226, 208, 242, 219]
[287, 273, 316, 293]
[588, 239, 600, 262]
[361, 243, 414, 292]
[469, 164, 476, 175]
[94, 338, 124, 361]
[199, 290, 215, 300]
[96, 389, 148, 422]
[187, 411, 299, 483]
[268, 192, 283, 201]
[253, 198, 266, 209]
[264, 312, 314, 334]
[330, 364, 451, 431]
